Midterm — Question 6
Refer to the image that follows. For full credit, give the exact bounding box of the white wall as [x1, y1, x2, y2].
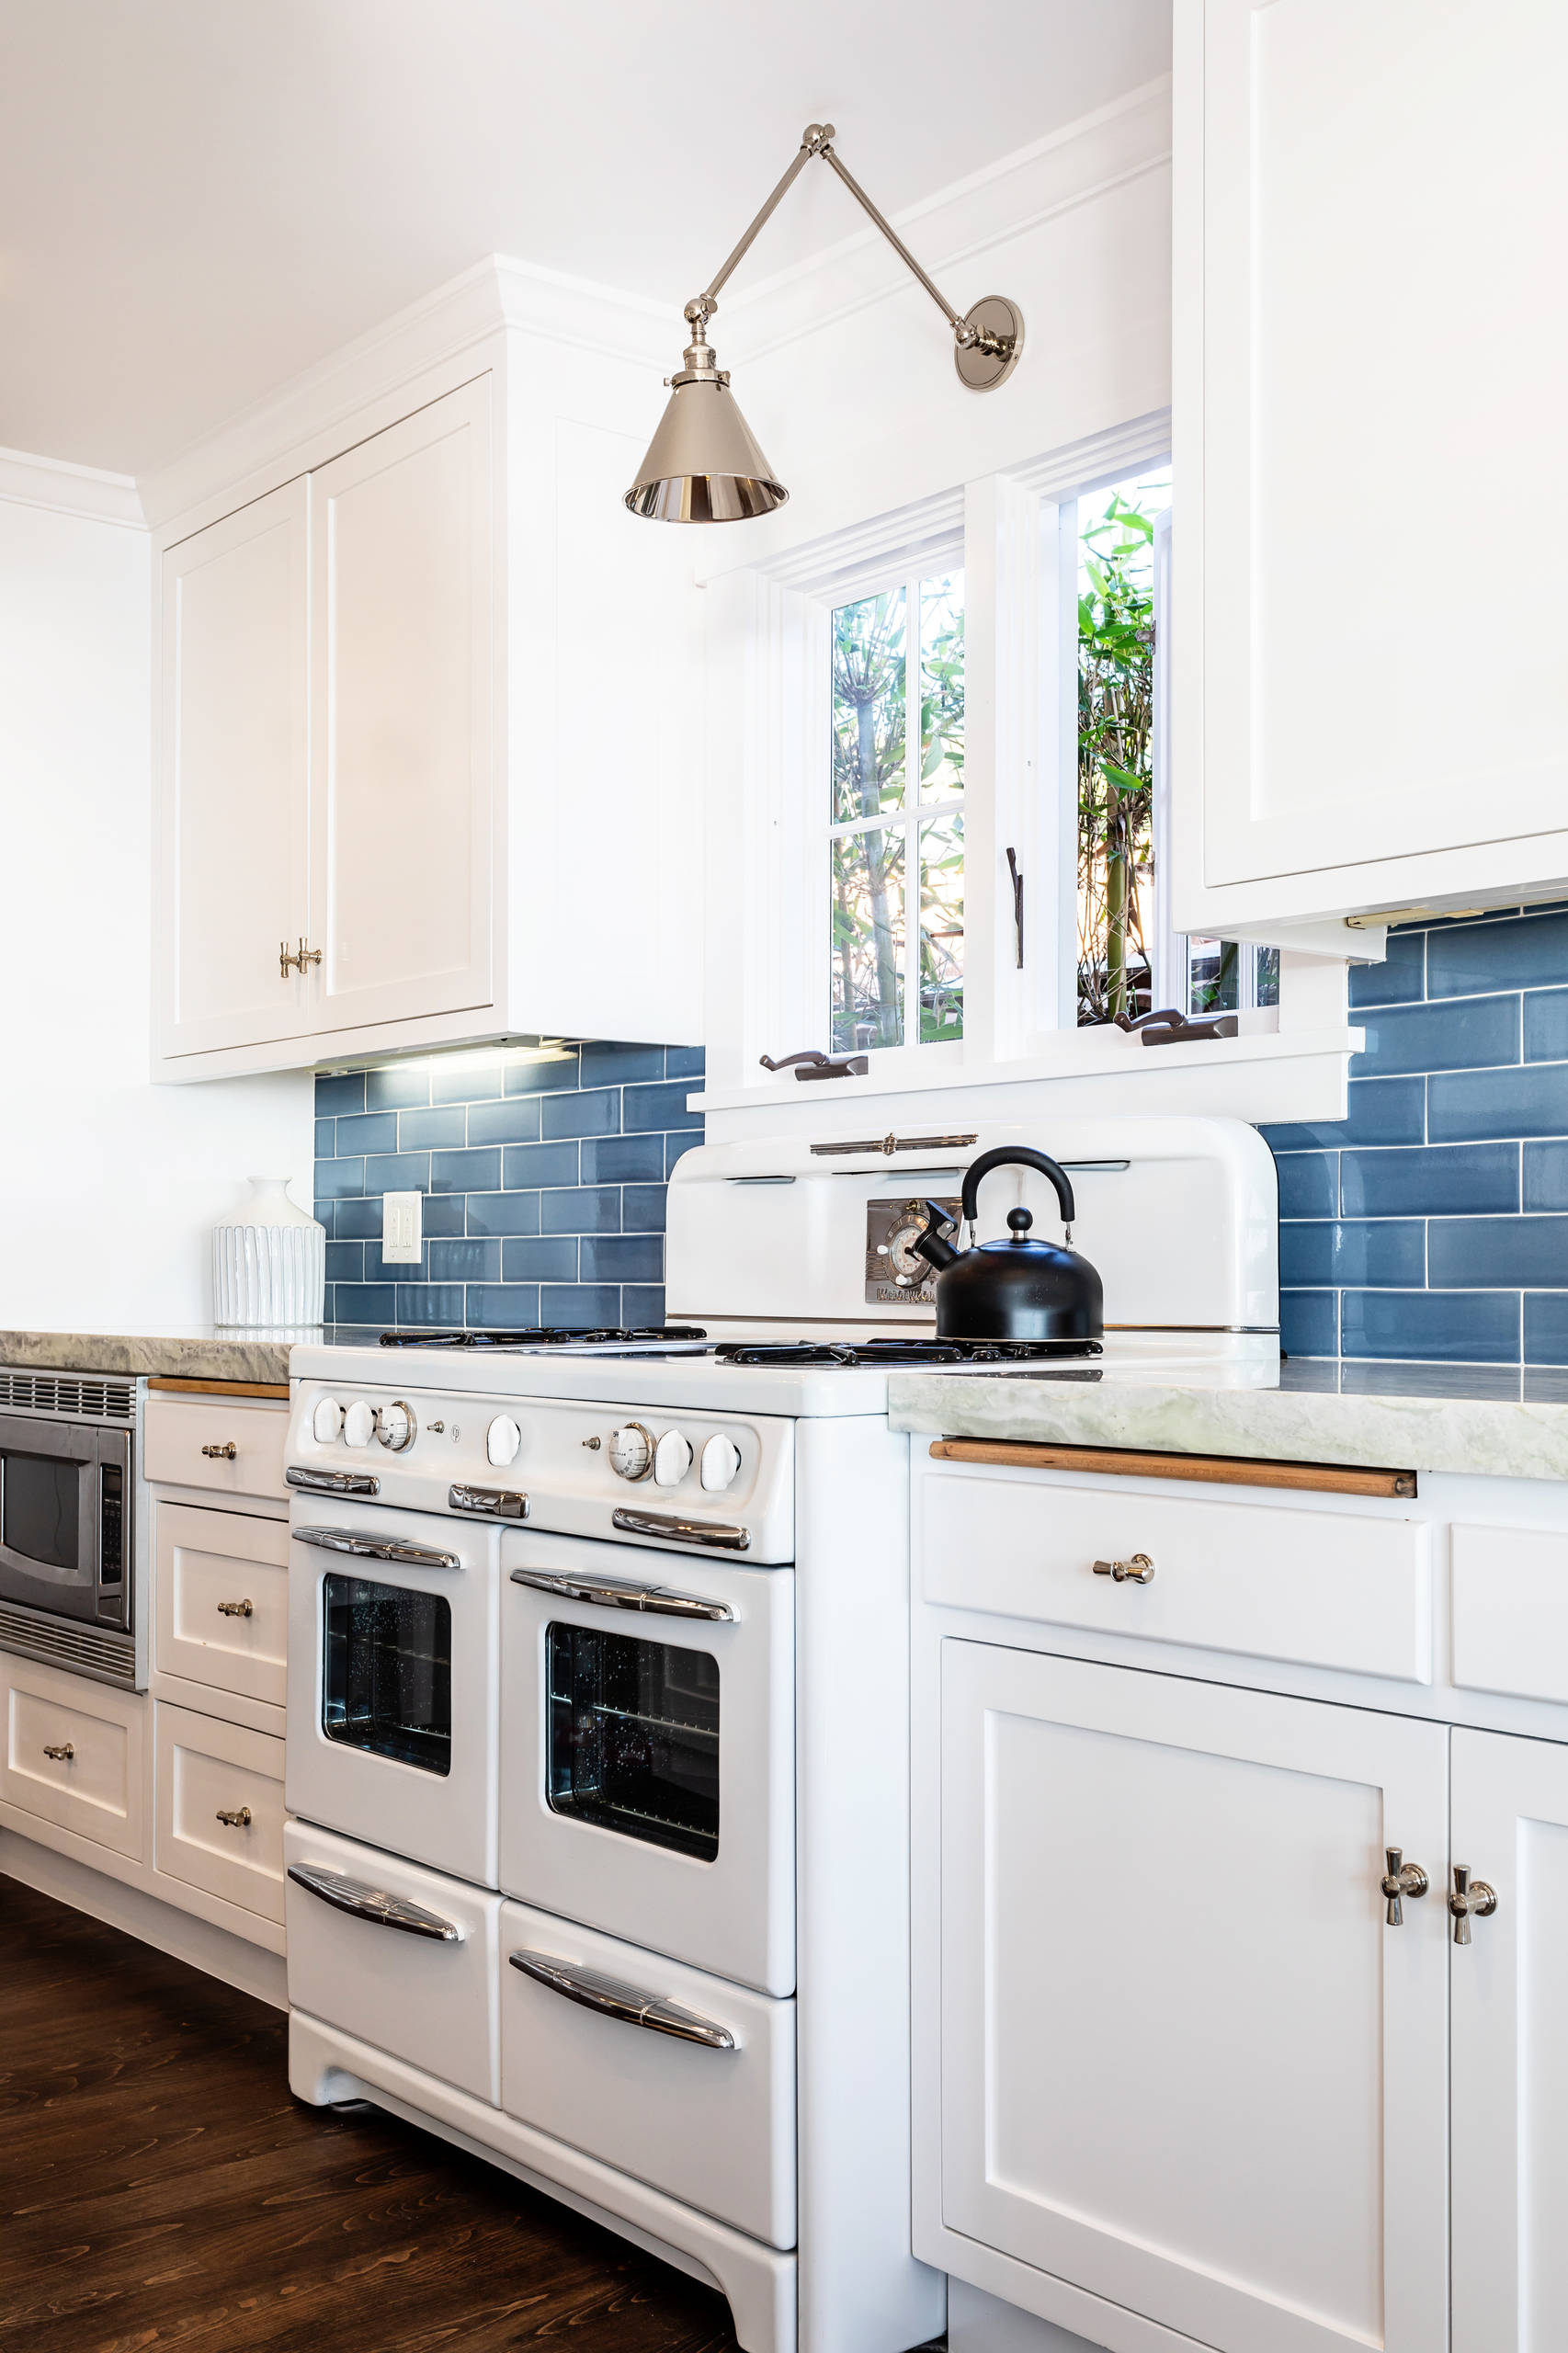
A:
[0, 481, 312, 1331]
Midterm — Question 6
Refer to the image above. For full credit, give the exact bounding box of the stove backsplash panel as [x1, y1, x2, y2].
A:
[1262, 905, 1568, 1365]
[314, 1043, 703, 1331]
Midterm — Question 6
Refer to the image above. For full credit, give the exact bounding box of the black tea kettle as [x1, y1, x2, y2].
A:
[912, 1145, 1104, 1344]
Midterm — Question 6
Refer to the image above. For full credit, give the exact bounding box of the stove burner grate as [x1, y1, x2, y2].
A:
[378, 1324, 709, 1349]
[712, 1336, 1104, 1368]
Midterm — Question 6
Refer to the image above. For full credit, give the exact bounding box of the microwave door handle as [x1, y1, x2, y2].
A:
[508, 1949, 736, 2050]
[293, 1526, 462, 1571]
[287, 1863, 462, 1941]
[508, 1566, 734, 1622]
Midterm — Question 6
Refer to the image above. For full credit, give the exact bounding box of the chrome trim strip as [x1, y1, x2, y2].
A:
[810, 1131, 979, 1157]
[509, 1565, 733, 1620]
[449, 1483, 529, 1520]
[508, 1949, 735, 2049]
[288, 1863, 461, 1941]
[286, 1466, 381, 1497]
[293, 1526, 461, 1570]
[610, 1508, 751, 1553]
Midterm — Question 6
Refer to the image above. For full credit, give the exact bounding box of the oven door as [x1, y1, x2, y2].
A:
[498, 1527, 794, 1997]
[286, 1501, 501, 1888]
[0, 1415, 131, 1632]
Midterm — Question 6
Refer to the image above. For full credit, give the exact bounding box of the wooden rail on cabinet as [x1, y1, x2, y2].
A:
[929, 1437, 1418, 1500]
[147, 1377, 290, 1401]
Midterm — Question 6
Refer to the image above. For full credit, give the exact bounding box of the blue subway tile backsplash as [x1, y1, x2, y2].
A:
[1266, 907, 1568, 1365]
[315, 1042, 702, 1333]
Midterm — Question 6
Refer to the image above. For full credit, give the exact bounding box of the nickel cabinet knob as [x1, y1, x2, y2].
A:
[215, 1807, 253, 1829]
[1449, 1863, 1498, 1945]
[42, 1742, 74, 1762]
[1092, 1552, 1154, 1585]
[216, 1597, 254, 1618]
[200, 1441, 238, 1461]
[1380, 1846, 1429, 1926]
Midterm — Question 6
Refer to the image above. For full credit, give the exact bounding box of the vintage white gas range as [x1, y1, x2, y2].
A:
[280, 1118, 1278, 2353]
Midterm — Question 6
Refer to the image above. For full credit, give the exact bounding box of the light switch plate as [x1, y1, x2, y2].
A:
[382, 1190, 423, 1264]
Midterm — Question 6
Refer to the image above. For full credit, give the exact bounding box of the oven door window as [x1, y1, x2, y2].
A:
[322, 1575, 452, 1777]
[1, 1451, 81, 1574]
[546, 1622, 719, 1861]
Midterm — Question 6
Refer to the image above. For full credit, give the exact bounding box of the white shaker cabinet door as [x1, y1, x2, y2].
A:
[1182, 0, 1568, 899]
[939, 1643, 1449, 2353]
[158, 480, 310, 1054]
[308, 376, 494, 1034]
[1450, 1727, 1568, 2353]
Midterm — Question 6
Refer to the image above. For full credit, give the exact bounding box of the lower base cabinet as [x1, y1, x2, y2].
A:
[154, 1702, 287, 1926]
[934, 1643, 1568, 2353]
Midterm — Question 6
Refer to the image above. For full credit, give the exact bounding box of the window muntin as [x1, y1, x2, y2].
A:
[831, 570, 964, 1051]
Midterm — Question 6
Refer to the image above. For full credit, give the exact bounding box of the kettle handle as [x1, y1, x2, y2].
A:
[960, 1146, 1076, 1231]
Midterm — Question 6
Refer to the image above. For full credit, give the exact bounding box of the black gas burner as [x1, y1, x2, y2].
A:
[712, 1336, 1104, 1368]
[379, 1324, 708, 1349]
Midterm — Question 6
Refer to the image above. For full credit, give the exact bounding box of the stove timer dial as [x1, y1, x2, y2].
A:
[375, 1400, 416, 1452]
[608, 1423, 654, 1481]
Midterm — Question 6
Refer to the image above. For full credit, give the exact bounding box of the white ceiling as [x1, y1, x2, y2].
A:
[0, 1, 1170, 477]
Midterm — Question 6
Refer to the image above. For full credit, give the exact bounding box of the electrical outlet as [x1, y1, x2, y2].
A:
[382, 1190, 423, 1264]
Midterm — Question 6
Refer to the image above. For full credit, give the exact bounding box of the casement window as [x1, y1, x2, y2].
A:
[829, 570, 965, 1052]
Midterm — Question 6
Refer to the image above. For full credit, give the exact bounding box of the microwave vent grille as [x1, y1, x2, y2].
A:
[0, 1372, 134, 1422]
[0, 1602, 136, 1688]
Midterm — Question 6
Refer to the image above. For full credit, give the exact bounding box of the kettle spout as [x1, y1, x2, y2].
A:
[912, 1201, 960, 1273]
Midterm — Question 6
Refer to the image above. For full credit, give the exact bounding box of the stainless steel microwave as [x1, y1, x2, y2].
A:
[0, 1407, 135, 1681]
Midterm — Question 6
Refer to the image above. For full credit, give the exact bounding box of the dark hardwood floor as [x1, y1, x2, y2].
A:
[0, 1873, 741, 2352]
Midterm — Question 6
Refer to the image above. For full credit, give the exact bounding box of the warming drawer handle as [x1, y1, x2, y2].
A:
[610, 1508, 751, 1554]
[508, 1949, 736, 2049]
[293, 1526, 462, 1570]
[287, 1467, 381, 1498]
[508, 1565, 733, 1621]
[287, 1862, 462, 1942]
[449, 1483, 530, 1521]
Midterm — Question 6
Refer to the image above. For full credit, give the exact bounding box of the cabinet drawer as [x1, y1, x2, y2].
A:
[154, 1501, 288, 1707]
[285, 1821, 500, 2103]
[500, 1899, 796, 2250]
[0, 1658, 145, 1858]
[154, 1703, 286, 1922]
[144, 1394, 288, 1503]
[919, 1468, 1431, 1681]
[1451, 1523, 1568, 1703]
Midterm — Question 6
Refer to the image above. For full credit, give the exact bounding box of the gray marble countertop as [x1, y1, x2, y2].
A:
[0, 1326, 382, 1385]
[886, 1358, 1568, 1483]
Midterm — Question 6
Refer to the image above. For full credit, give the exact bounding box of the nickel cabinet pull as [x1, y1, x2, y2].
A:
[1093, 1552, 1154, 1585]
[215, 1806, 253, 1829]
[201, 1442, 238, 1461]
[510, 1565, 733, 1621]
[287, 1862, 461, 1942]
[42, 1742, 74, 1761]
[611, 1507, 751, 1552]
[216, 1597, 254, 1618]
[1449, 1863, 1499, 1945]
[509, 1949, 736, 2050]
[1380, 1847, 1430, 1926]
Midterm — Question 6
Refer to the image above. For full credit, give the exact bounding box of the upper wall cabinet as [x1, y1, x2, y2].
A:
[153, 289, 701, 1080]
[1172, 0, 1568, 939]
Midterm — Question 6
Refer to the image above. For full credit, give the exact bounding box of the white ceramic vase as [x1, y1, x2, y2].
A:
[212, 1176, 326, 1328]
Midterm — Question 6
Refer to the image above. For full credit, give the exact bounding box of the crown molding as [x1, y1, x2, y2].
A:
[718, 76, 1172, 368]
[0, 444, 144, 529]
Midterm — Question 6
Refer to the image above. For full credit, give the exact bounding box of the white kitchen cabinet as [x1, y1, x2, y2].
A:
[1172, 0, 1568, 936]
[152, 273, 703, 1079]
[158, 479, 309, 1055]
[1449, 1726, 1568, 2352]
[937, 1641, 1449, 2353]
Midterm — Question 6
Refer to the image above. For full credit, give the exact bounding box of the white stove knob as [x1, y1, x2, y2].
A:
[342, 1399, 376, 1449]
[375, 1400, 415, 1453]
[653, 1429, 693, 1487]
[700, 1434, 742, 1492]
[312, 1395, 343, 1445]
[487, 1414, 521, 1468]
[608, 1423, 654, 1481]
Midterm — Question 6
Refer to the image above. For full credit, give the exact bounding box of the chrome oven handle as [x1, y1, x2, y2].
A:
[449, 1483, 529, 1520]
[287, 1466, 381, 1498]
[508, 1949, 735, 2049]
[509, 1565, 733, 1621]
[610, 1507, 751, 1553]
[288, 1862, 462, 1942]
[293, 1525, 462, 1570]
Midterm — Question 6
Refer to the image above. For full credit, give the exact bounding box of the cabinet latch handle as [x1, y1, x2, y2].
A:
[296, 938, 322, 970]
[215, 1806, 253, 1829]
[42, 1742, 75, 1761]
[1092, 1552, 1154, 1585]
[200, 1442, 238, 1461]
[1380, 1846, 1429, 1926]
[1449, 1863, 1498, 1945]
[216, 1597, 254, 1617]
